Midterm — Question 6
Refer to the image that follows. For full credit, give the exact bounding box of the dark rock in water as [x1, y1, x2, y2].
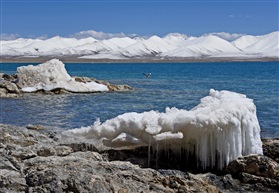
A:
[74, 76, 93, 83]
[1, 73, 17, 82]
[262, 138, 279, 162]
[0, 79, 20, 97]
[73, 75, 133, 92]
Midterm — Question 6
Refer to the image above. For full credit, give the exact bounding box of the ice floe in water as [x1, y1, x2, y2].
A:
[63, 89, 263, 169]
[16, 59, 109, 93]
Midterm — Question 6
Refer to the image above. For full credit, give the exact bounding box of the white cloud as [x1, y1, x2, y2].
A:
[69, 30, 138, 40]
[203, 32, 246, 41]
[0, 33, 20, 41]
[229, 14, 235, 18]
[28, 35, 48, 40]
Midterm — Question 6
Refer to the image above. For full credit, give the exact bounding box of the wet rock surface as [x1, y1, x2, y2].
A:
[0, 124, 278, 193]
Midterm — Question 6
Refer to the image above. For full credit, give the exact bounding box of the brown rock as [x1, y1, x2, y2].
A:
[37, 146, 56, 157]
[226, 155, 279, 179]
[0, 80, 20, 94]
[26, 125, 45, 130]
[239, 172, 279, 190]
[262, 138, 279, 162]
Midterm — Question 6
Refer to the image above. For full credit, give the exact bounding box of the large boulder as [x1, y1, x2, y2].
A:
[226, 155, 279, 179]
[225, 154, 279, 190]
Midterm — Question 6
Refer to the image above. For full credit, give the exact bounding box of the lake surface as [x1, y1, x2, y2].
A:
[0, 62, 278, 138]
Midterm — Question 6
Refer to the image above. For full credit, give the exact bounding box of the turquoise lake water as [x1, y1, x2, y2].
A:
[0, 62, 278, 138]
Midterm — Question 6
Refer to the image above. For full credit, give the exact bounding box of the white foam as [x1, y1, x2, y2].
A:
[63, 89, 263, 169]
[17, 59, 109, 93]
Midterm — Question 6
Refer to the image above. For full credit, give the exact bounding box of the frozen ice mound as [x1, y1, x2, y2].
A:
[63, 89, 263, 169]
[16, 59, 109, 93]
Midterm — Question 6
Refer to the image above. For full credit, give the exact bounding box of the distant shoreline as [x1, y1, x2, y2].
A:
[1, 56, 278, 63]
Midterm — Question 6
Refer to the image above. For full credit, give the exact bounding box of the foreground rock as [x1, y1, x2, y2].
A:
[262, 138, 279, 162]
[0, 59, 132, 98]
[225, 155, 279, 190]
[0, 124, 278, 193]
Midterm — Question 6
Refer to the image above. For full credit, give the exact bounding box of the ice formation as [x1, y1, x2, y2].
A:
[16, 59, 109, 93]
[63, 89, 263, 169]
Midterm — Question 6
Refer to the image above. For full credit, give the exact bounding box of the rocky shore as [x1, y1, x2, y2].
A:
[0, 73, 132, 98]
[0, 124, 278, 193]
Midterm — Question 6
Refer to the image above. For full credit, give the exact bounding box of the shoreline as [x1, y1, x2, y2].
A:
[0, 123, 278, 192]
[1, 56, 279, 63]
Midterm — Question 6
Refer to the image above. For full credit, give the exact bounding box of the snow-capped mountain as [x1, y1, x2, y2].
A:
[162, 35, 242, 57]
[119, 36, 177, 57]
[1, 31, 278, 59]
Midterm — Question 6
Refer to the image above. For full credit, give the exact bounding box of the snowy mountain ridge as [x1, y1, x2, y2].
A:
[1, 31, 278, 60]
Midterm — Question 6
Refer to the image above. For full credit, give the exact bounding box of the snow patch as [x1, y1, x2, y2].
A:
[17, 59, 109, 93]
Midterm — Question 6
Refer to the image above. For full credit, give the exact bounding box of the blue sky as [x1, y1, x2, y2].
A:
[1, 0, 278, 39]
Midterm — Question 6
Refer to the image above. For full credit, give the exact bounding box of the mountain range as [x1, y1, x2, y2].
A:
[1, 31, 278, 60]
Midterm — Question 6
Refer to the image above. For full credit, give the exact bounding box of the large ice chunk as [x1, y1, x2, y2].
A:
[63, 89, 263, 169]
[16, 59, 109, 92]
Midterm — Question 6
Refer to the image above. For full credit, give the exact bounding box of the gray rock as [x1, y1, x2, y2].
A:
[1, 73, 132, 98]
[36, 145, 56, 157]
[1, 124, 279, 192]
[0, 80, 20, 94]
[0, 87, 19, 98]
[0, 169, 27, 193]
[73, 76, 133, 92]
[54, 145, 73, 156]
[226, 154, 279, 179]
[262, 138, 279, 162]
[26, 125, 45, 131]
[239, 172, 279, 190]
[225, 154, 279, 191]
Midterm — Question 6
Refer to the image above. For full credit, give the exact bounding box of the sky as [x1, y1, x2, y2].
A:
[1, 0, 278, 39]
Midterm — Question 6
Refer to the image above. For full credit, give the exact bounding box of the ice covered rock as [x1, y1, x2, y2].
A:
[16, 59, 109, 93]
[63, 89, 263, 169]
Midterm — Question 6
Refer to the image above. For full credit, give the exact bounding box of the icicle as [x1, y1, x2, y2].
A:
[148, 135, 151, 167]
[156, 142, 159, 169]
[63, 89, 263, 170]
